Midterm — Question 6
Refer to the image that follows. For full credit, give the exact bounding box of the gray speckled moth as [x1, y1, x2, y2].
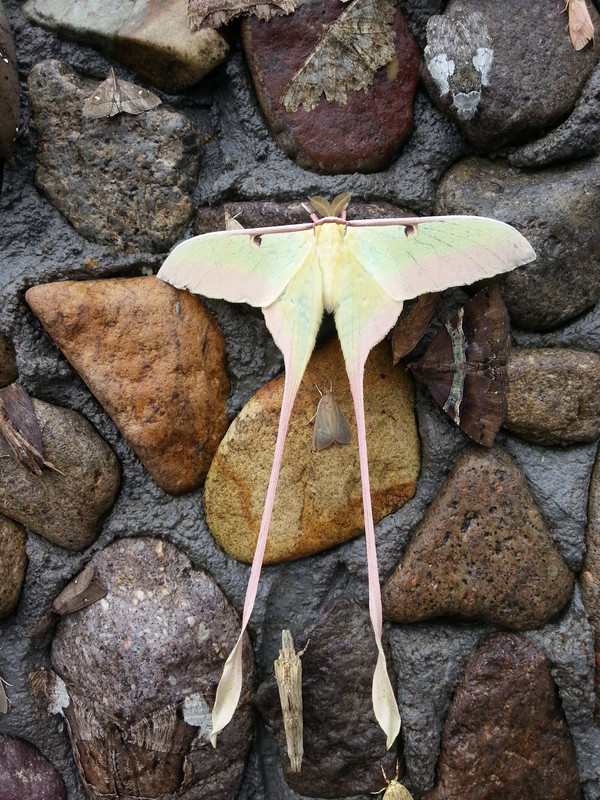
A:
[311, 383, 351, 451]
[82, 68, 161, 119]
[274, 630, 307, 772]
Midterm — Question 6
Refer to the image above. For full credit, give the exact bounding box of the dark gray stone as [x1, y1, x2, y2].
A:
[28, 59, 203, 253]
[510, 60, 600, 168]
[422, 0, 600, 151]
[435, 155, 600, 331]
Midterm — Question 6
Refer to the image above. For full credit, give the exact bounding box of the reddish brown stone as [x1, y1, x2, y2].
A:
[424, 633, 581, 800]
[241, 0, 421, 173]
[382, 446, 573, 629]
[26, 276, 229, 495]
[0, 733, 66, 800]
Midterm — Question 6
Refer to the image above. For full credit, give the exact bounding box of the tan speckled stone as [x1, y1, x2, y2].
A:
[205, 338, 419, 564]
[382, 445, 573, 629]
[26, 276, 229, 495]
[506, 347, 600, 445]
[0, 516, 27, 619]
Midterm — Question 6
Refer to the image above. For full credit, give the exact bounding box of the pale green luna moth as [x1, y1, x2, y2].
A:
[157, 193, 535, 750]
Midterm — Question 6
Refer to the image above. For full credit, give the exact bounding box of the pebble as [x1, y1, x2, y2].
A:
[435, 155, 600, 330]
[31, 537, 254, 799]
[0, 398, 120, 550]
[422, 0, 599, 150]
[0, 515, 27, 619]
[22, 0, 228, 91]
[505, 347, 600, 445]
[26, 276, 229, 495]
[255, 594, 398, 796]
[241, 0, 421, 173]
[382, 445, 574, 629]
[28, 59, 203, 253]
[423, 633, 581, 800]
[205, 337, 419, 563]
[0, 733, 65, 800]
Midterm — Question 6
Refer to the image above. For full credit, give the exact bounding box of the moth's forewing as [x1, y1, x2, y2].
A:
[312, 392, 351, 451]
[117, 78, 161, 115]
[0, 677, 8, 713]
[458, 372, 508, 447]
[53, 564, 107, 615]
[568, 0, 594, 49]
[392, 292, 439, 362]
[461, 285, 510, 367]
[82, 73, 119, 119]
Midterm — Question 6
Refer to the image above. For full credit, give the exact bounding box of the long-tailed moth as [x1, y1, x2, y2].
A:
[157, 193, 535, 748]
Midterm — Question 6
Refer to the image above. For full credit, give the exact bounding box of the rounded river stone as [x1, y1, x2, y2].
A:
[43, 537, 255, 800]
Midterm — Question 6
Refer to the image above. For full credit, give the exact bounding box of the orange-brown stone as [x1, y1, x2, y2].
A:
[26, 276, 229, 495]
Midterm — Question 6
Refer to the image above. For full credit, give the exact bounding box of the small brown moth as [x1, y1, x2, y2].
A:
[0, 383, 61, 474]
[52, 564, 107, 616]
[408, 285, 510, 448]
[391, 292, 440, 363]
[565, 0, 594, 50]
[310, 382, 351, 451]
[82, 68, 161, 119]
[372, 763, 414, 799]
[274, 630, 307, 772]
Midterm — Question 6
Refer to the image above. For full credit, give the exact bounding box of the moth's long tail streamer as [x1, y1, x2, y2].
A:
[348, 364, 401, 750]
[210, 370, 300, 747]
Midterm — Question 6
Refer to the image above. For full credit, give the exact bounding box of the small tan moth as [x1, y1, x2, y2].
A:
[372, 763, 414, 799]
[274, 630, 307, 772]
[53, 564, 107, 615]
[310, 382, 351, 451]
